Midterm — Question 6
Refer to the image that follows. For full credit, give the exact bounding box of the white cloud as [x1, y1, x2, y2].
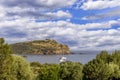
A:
[0, 0, 76, 8]
[82, 8, 120, 20]
[0, 18, 120, 50]
[81, 0, 120, 10]
[45, 10, 72, 19]
[0, 0, 120, 51]
[39, 0, 76, 8]
[0, 0, 75, 20]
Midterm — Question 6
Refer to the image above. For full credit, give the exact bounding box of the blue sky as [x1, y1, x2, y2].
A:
[0, 0, 120, 51]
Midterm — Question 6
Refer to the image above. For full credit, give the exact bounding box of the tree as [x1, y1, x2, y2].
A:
[96, 50, 112, 63]
[10, 55, 34, 80]
[30, 62, 42, 67]
[83, 59, 111, 80]
[0, 38, 13, 79]
[111, 51, 120, 66]
[60, 61, 83, 80]
[0, 38, 34, 80]
[87, 50, 120, 80]
[108, 62, 120, 80]
[37, 63, 60, 80]
[30, 62, 42, 79]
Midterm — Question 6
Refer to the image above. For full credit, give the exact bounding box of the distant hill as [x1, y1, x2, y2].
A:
[10, 39, 71, 55]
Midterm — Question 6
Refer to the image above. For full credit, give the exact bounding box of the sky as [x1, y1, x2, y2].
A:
[0, 0, 120, 51]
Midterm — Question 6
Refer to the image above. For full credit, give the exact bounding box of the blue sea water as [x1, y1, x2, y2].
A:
[18, 51, 102, 64]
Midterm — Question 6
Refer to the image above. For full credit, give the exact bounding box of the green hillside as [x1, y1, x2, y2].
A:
[10, 39, 70, 55]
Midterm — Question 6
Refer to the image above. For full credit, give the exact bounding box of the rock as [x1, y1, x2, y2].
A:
[10, 39, 71, 55]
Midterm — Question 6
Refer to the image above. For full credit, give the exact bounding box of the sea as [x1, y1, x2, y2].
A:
[17, 50, 113, 64]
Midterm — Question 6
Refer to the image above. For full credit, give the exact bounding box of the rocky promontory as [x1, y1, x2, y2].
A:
[10, 39, 71, 55]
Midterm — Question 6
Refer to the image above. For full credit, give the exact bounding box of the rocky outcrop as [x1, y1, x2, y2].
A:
[10, 39, 71, 55]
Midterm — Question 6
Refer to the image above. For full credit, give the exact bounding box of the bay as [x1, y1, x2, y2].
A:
[18, 51, 100, 64]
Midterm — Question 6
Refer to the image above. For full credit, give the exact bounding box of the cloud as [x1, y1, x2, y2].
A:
[45, 10, 72, 19]
[0, 0, 120, 51]
[6, 9, 72, 20]
[82, 8, 120, 20]
[0, 27, 27, 38]
[81, 0, 120, 10]
[75, 29, 120, 50]
[1, 0, 76, 9]
[0, 18, 120, 50]
[0, 0, 75, 20]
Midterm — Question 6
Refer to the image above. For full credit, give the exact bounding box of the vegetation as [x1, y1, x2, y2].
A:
[83, 50, 120, 80]
[60, 61, 83, 80]
[10, 39, 70, 54]
[1, 38, 120, 80]
[10, 55, 34, 80]
[30, 61, 83, 80]
[83, 59, 111, 80]
[0, 38, 13, 79]
[37, 64, 60, 80]
[0, 38, 34, 80]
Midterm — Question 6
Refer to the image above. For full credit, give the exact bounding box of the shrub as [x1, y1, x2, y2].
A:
[60, 61, 83, 80]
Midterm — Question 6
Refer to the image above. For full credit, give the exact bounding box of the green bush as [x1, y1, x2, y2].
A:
[60, 61, 83, 80]
[10, 55, 34, 80]
[83, 59, 111, 80]
[0, 38, 34, 80]
[0, 38, 13, 79]
[96, 50, 112, 63]
[37, 63, 60, 80]
[108, 62, 120, 80]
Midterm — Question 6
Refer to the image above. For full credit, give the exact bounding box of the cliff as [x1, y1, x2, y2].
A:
[10, 39, 71, 55]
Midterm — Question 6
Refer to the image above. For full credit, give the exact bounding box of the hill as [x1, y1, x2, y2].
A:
[10, 39, 71, 55]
